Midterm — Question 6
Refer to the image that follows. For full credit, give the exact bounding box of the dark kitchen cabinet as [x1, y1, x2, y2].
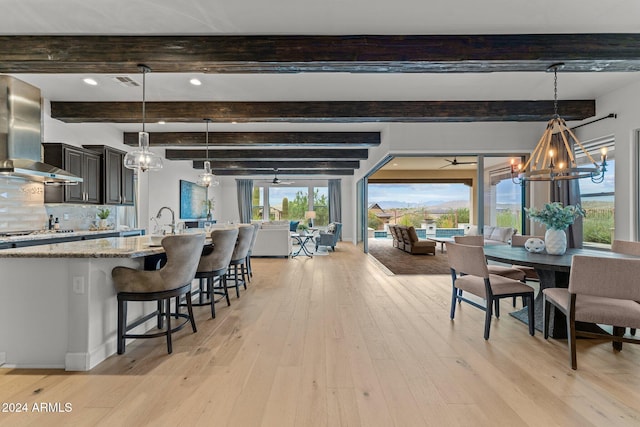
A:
[43, 143, 101, 204]
[84, 145, 134, 205]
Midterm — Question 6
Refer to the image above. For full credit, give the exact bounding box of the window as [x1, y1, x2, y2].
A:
[253, 182, 329, 224]
[252, 186, 264, 220]
[578, 137, 615, 246]
[485, 160, 523, 233]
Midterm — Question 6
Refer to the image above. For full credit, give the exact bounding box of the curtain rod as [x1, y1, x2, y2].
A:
[571, 113, 617, 130]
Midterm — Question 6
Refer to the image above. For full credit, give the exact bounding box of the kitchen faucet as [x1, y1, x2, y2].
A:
[156, 206, 176, 235]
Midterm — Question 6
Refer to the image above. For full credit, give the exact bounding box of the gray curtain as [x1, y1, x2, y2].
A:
[328, 179, 342, 239]
[236, 179, 253, 224]
[549, 135, 583, 248]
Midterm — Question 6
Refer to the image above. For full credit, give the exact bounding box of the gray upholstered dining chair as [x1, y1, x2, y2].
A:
[226, 224, 255, 298]
[612, 239, 640, 256]
[193, 227, 239, 319]
[111, 233, 205, 355]
[454, 234, 528, 289]
[611, 239, 640, 335]
[454, 235, 527, 311]
[543, 255, 640, 369]
[447, 242, 535, 339]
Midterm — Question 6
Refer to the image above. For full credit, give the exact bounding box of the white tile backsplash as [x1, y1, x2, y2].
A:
[0, 177, 48, 231]
[1, 176, 136, 232]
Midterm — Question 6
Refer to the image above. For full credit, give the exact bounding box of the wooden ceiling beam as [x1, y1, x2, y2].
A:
[52, 100, 595, 123]
[123, 131, 380, 147]
[2, 34, 640, 73]
[211, 169, 354, 176]
[192, 160, 360, 169]
[165, 148, 369, 161]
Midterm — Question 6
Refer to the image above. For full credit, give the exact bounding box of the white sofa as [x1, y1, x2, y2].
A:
[483, 226, 517, 245]
[466, 225, 517, 245]
[251, 221, 292, 257]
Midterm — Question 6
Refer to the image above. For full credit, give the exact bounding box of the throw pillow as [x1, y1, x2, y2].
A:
[290, 221, 299, 232]
[327, 223, 336, 233]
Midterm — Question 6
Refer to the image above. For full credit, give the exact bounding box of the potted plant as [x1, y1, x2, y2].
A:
[525, 202, 585, 255]
[297, 222, 310, 235]
[97, 208, 110, 229]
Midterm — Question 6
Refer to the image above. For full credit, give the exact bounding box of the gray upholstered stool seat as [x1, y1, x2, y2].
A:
[226, 224, 255, 298]
[111, 233, 205, 354]
[192, 227, 239, 318]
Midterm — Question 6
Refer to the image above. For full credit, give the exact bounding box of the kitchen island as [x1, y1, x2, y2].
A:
[0, 236, 173, 371]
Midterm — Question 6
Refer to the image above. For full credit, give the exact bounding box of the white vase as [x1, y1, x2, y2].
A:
[545, 228, 567, 255]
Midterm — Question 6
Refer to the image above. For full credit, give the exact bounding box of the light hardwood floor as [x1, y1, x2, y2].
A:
[1, 244, 639, 426]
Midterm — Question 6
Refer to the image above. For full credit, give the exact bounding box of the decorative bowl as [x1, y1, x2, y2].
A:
[524, 237, 545, 253]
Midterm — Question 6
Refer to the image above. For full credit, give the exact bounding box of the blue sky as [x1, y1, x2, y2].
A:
[368, 183, 471, 207]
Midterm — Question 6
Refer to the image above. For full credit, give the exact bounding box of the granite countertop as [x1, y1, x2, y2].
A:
[0, 229, 144, 244]
[0, 236, 164, 258]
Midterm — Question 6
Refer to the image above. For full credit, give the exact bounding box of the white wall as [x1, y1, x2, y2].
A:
[41, 80, 640, 242]
[572, 79, 640, 240]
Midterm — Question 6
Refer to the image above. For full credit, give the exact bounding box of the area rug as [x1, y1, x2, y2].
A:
[367, 238, 451, 275]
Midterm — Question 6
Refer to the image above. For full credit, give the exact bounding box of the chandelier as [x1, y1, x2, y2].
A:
[196, 118, 219, 187]
[511, 63, 607, 185]
[124, 65, 163, 172]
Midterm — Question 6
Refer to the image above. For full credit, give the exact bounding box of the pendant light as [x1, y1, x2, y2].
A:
[196, 118, 219, 187]
[124, 64, 163, 172]
[511, 63, 607, 184]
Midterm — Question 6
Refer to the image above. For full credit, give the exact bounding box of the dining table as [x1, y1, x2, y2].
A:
[483, 244, 640, 338]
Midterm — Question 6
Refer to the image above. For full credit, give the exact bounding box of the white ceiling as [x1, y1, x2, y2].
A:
[3, 0, 640, 134]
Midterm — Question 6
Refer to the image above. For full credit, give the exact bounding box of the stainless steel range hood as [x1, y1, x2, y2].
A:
[0, 75, 82, 184]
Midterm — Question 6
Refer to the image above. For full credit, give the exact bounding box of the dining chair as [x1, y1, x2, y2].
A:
[111, 233, 205, 354]
[193, 227, 239, 319]
[446, 242, 535, 339]
[611, 239, 640, 335]
[612, 239, 640, 256]
[543, 255, 640, 369]
[510, 235, 545, 281]
[454, 235, 527, 311]
[226, 224, 255, 298]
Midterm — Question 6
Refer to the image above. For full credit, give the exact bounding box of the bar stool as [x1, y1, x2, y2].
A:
[193, 227, 239, 318]
[226, 224, 255, 298]
[111, 234, 205, 355]
[245, 223, 260, 281]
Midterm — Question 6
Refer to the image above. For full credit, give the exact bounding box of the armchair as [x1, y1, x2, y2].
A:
[315, 222, 342, 252]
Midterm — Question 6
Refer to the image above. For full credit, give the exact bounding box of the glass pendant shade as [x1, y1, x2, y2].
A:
[124, 131, 163, 172]
[196, 119, 219, 187]
[123, 65, 164, 172]
[197, 161, 219, 187]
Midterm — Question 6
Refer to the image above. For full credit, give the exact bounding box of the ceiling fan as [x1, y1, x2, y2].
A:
[440, 157, 478, 168]
[271, 168, 294, 185]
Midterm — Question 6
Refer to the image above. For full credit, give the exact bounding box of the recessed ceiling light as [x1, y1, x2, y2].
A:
[157, 120, 166, 125]
[83, 78, 98, 86]
[190, 78, 202, 86]
[392, 163, 398, 166]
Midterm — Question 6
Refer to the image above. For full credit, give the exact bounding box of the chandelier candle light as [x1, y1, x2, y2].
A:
[124, 65, 163, 172]
[511, 63, 607, 185]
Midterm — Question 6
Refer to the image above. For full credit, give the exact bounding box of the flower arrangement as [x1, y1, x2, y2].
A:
[525, 202, 585, 230]
[203, 198, 215, 219]
[97, 208, 110, 220]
